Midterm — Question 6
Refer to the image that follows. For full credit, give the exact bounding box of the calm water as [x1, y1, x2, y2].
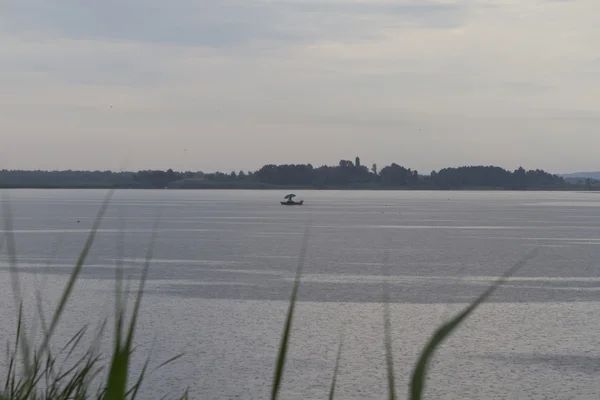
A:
[1, 189, 600, 399]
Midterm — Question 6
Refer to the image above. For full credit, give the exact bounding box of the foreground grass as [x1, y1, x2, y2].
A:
[0, 191, 537, 399]
[1, 192, 186, 400]
[270, 231, 537, 399]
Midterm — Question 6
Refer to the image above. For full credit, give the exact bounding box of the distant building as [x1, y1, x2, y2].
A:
[355, 157, 361, 167]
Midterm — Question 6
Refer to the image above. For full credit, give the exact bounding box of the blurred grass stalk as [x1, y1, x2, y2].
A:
[271, 231, 536, 400]
[409, 249, 538, 400]
[382, 249, 397, 400]
[328, 328, 344, 400]
[271, 223, 310, 400]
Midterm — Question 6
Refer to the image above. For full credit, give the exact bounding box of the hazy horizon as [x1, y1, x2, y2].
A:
[1, 0, 599, 174]
[2, 164, 600, 176]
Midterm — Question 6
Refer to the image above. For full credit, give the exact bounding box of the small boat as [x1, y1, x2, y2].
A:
[280, 193, 304, 205]
[280, 200, 304, 206]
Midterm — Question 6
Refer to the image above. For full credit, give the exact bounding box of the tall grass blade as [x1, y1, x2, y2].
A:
[61, 326, 88, 361]
[4, 306, 22, 394]
[328, 333, 344, 400]
[31, 233, 67, 344]
[381, 250, 396, 400]
[105, 214, 160, 400]
[125, 216, 160, 353]
[115, 198, 126, 349]
[271, 222, 311, 400]
[409, 248, 538, 400]
[2, 192, 32, 376]
[35, 291, 49, 345]
[39, 189, 115, 355]
[126, 355, 150, 400]
[0, 194, 17, 286]
[151, 353, 186, 374]
[103, 312, 127, 398]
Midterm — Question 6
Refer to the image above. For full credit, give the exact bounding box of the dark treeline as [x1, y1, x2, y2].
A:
[0, 170, 135, 188]
[249, 161, 567, 189]
[0, 157, 593, 190]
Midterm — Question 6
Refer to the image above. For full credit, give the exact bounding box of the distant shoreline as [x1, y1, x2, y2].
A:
[1, 184, 595, 192]
[2, 162, 598, 191]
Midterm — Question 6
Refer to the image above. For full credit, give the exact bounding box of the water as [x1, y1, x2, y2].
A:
[1, 189, 600, 399]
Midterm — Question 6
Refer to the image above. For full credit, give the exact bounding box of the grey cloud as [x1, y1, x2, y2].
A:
[281, 1, 466, 28]
[2, 0, 467, 47]
[0, 50, 168, 88]
[2, 0, 278, 46]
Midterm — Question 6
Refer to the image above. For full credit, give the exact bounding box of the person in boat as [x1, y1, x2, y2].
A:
[286, 198, 294, 204]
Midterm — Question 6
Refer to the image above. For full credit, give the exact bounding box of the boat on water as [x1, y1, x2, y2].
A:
[280, 193, 304, 205]
[280, 200, 304, 205]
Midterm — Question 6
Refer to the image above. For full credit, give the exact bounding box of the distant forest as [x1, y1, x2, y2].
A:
[1, 157, 598, 190]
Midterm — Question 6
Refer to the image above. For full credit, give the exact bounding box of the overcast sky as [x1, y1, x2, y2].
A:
[1, 0, 599, 173]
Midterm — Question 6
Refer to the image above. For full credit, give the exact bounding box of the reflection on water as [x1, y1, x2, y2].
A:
[1, 189, 600, 399]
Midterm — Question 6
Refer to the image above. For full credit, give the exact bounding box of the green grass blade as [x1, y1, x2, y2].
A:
[271, 223, 310, 400]
[150, 353, 185, 374]
[29, 232, 67, 348]
[90, 318, 108, 358]
[4, 306, 22, 394]
[381, 250, 396, 400]
[1, 193, 19, 308]
[104, 348, 128, 400]
[125, 352, 184, 399]
[105, 214, 160, 400]
[114, 200, 126, 349]
[39, 189, 114, 356]
[35, 291, 49, 346]
[2, 192, 32, 376]
[126, 354, 150, 400]
[61, 326, 88, 361]
[328, 333, 344, 400]
[409, 248, 538, 400]
[125, 216, 160, 352]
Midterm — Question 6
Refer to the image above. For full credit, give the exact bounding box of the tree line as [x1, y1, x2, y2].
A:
[0, 157, 585, 189]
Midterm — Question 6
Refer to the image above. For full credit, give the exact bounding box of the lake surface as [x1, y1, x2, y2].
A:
[1, 189, 600, 399]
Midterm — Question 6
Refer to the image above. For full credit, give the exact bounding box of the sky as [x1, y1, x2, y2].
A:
[1, 0, 599, 174]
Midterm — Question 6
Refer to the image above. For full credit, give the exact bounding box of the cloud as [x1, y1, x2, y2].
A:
[1, 0, 466, 47]
[0, 0, 599, 173]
